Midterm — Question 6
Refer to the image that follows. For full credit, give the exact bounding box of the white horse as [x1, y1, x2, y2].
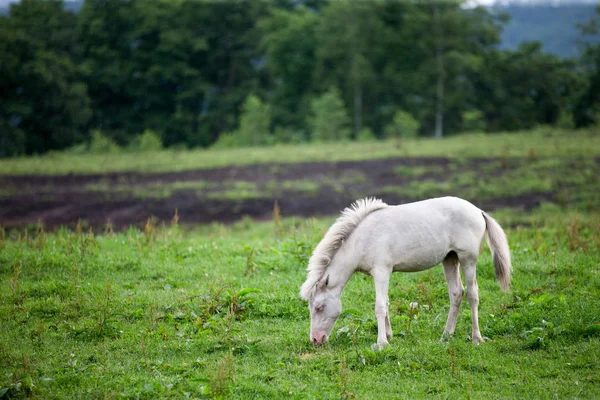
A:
[300, 196, 511, 349]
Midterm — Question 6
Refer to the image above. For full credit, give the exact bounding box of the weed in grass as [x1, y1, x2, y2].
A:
[564, 215, 589, 252]
[104, 219, 114, 236]
[10, 260, 22, 293]
[95, 283, 116, 339]
[281, 234, 312, 266]
[144, 216, 157, 242]
[337, 311, 368, 365]
[141, 341, 152, 373]
[72, 264, 82, 312]
[224, 287, 261, 320]
[273, 200, 281, 233]
[243, 248, 257, 277]
[29, 322, 46, 345]
[172, 208, 179, 226]
[416, 278, 434, 311]
[339, 356, 357, 399]
[33, 220, 46, 249]
[194, 283, 260, 332]
[63, 227, 98, 261]
[210, 353, 236, 399]
[1, 353, 36, 398]
[448, 344, 458, 376]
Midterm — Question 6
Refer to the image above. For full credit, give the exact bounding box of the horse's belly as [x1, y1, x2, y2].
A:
[390, 245, 447, 272]
[392, 258, 442, 272]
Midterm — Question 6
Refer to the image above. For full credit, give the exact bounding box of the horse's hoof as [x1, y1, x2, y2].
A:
[440, 331, 453, 343]
[372, 341, 388, 351]
[471, 335, 486, 344]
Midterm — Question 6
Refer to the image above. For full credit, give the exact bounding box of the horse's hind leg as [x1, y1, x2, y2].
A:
[441, 252, 463, 342]
[461, 258, 485, 344]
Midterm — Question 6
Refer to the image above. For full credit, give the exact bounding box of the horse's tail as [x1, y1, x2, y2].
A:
[482, 211, 512, 292]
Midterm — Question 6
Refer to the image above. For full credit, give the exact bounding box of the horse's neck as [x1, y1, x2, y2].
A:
[326, 248, 356, 294]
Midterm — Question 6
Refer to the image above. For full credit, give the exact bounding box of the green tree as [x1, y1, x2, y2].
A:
[129, 129, 163, 152]
[308, 87, 351, 142]
[260, 8, 318, 131]
[0, 0, 91, 156]
[233, 94, 272, 146]
[384, 110, 420, 139]
[314, 1, 387, 136]
[474, 43, 583, 131]
[574, 4, 600, 127]
[77, 0, 138, 144]
[187, 1, 271, 146]
[406, 1, 505, 136]
[77, 0, 270, 148]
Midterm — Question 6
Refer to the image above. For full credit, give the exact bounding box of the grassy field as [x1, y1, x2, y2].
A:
[1, 128, 600, 398]
[1, 207, 599, 399]
[1, 127, 599, 175]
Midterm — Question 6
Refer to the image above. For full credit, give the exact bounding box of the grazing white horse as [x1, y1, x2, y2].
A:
[300, 196, 511, 349]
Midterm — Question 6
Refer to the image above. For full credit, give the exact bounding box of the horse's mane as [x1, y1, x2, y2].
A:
[300, 197, 388, 300]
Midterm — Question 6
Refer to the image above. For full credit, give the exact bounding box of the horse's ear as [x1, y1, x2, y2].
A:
[318, 274, 330, 290]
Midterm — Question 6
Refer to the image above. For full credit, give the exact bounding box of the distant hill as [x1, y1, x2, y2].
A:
[1, 0, 598, 59]
[494, 3, 599, 58]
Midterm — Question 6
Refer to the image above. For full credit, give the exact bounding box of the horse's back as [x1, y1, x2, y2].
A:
[347, 197, 486, 272]
[382, 196, 483, 227]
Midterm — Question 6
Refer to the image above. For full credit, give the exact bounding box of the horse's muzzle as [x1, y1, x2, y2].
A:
[311, 332, 327, 346]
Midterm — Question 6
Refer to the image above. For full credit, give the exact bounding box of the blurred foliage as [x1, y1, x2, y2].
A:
[128, 129, 163, 152]
[461, 110, 486, 133]
[308, 87, 351, 142]
[88, 129, 121, 154]
[233, 94, 273, 147]
[213, 94, 272, 148]
[0, 0, 599, 156]
[357, 127, 376, 142]
[384, 110, 421, 139]
[575, 4, 600, 128]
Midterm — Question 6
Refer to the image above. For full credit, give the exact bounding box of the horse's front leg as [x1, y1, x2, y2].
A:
[372, 268, 391, 349]
[385, 313, 393, 341]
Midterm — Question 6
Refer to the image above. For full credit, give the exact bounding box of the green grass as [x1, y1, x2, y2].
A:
[1, 128, 599, 175]
[1, 209, 599, 399]
[1, 128, 599, 398]
[383, 157, 600, 211]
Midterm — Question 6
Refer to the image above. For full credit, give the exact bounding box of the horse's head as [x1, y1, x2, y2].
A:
[308, 274, 342, 346]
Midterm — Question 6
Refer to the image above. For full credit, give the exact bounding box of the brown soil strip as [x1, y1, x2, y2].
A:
[0, 157, 555, 230]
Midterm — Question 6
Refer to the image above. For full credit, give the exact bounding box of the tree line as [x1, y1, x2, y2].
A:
[1, 0, 599, 157]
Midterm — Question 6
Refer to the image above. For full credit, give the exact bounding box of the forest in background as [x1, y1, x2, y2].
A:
[1, 0, 600, 157]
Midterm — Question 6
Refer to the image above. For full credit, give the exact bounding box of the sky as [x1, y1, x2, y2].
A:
[470, 0, 598, 5]
[1, 0, 598, 10]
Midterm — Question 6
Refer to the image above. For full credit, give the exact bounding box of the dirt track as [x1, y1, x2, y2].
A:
[0, 157, 554, 230]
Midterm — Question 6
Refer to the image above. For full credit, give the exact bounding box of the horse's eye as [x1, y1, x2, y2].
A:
[315, 304, 325, 312]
